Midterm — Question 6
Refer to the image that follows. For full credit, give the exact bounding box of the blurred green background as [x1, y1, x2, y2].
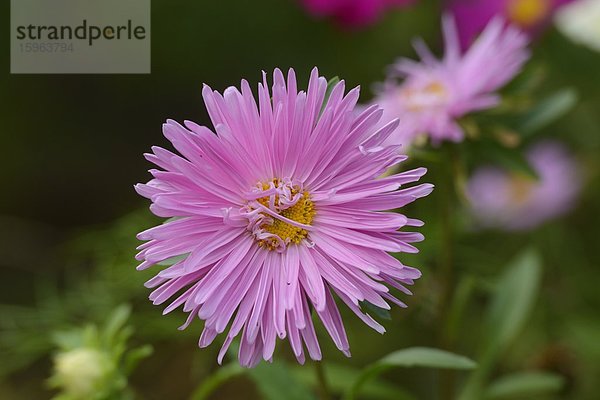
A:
[1, 0, 600, 399]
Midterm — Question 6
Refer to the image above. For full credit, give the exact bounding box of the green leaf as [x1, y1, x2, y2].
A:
[379, 347, 477, 370]
[249, 362, 317, 400]
[103, 304, 132, 345]
[485, 372, 565, 399]
[360, 300, 392, 321]
[189, 363, 245, 400]
[291, 363, 414, 400]
[319, 76, 340, 116]
[51, 330, 85, 350]
[503, 63, 546, 95]
[158, 254, 188, 266]
[445, 276, 476, 344]
[123, 345, 153, 374]
[517, 88, 578, 136]
[459, 249, 543, 400]
[347, 347, 476, 400]
[485, 143, 538, 180]
[484, 250, 542, 353]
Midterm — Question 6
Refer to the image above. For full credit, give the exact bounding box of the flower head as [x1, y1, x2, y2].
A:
[466, 141, 581, 230]
[47, 305, 152, 400]
[301, 0, 416, 28]
[135, 68, 431, 367]
[371, 16, 529, 146]
[447, 0, 576, 48]
[556, 0, 600, 52]
[51, 348, 111, 399]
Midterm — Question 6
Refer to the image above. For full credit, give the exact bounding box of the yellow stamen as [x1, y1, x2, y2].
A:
[401, 81, 448, 112]
[509, 174, 535, 204]
[254, 180, 315, 251]
[507, 0, 550, 27]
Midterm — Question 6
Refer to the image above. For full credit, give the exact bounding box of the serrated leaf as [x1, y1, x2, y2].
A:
[485, 371, 565, 399]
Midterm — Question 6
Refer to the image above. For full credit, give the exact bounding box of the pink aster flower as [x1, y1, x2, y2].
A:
[370, 16, 529, 146]
[301, 0, 416, 28]
[446, 0, 576, 48]
[466, 141, 581, 230]
[135, 68, 432, 367]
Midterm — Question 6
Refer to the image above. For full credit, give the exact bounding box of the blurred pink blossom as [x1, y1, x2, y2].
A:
[447, 0, 576, 48]
[466, 141, 582, 231]
[369, 16, 529, 146]
[301, 0, 416, 28]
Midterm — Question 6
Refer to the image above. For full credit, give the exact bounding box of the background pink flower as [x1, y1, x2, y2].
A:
[301, 0, 416, 28]
[466, 141, 582, 230]
[369, 16, 529, 146]
[447, 0, 576, 48]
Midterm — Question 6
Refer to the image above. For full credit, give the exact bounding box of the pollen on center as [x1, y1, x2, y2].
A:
[401, 80, 449, 112]
[253, 179, 316, 251]
[507, 0, 550, 27]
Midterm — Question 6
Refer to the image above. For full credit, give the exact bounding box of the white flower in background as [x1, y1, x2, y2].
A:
[51, 347, 111, 399]
[556, 0, 600, 52]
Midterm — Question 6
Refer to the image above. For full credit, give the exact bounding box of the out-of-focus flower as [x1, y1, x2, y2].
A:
[370, 16, 529, 146]
[301, 0, 416, 28]
[51, 348, 111, 399]
[466, 141, 581, 230]
[48, 305, 152, 400]
[136, 68, 431, 367]
[447, 0, 576, 48]
[556, 0, 600, 52]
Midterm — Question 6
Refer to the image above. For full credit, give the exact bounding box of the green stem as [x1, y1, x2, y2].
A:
[439, 145, 457, 337]
[438, 144, 460, 400]
[189, 363, 245, 400]
[315, 361, 332, 400]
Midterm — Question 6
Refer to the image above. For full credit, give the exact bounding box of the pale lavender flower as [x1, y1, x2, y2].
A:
[370, 16, 529, 146]
[135, 68, 432, 367]
[466, 141, 581, 230]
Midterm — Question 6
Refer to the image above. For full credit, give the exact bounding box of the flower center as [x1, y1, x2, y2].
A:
[400, 80, 449, 112]
[507, 0, 550, 27]
[508, 174, 536, 205]
[243, 179, 315, 251]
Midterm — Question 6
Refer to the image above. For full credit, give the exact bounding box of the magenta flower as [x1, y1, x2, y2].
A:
[466, 141, 581, 231]
[301, 0, 416, 28]
[370, 16, 529, 146]
[447, 0, 576, 48]
[135, 68, 431, 367]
